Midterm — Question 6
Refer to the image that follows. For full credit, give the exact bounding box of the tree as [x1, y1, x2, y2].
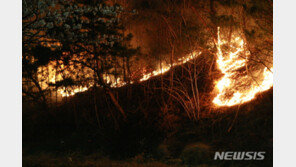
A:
[22, 0, 63, 107]
[41, 0, 138, 117]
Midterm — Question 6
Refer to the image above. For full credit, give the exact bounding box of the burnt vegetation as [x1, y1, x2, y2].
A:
[23, 0, 273, 166]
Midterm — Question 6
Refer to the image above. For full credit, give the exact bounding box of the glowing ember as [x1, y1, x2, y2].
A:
[212, 27, 273, 106]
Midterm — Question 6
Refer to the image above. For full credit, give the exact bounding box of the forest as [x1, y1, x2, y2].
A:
[22, 0, 273, 166]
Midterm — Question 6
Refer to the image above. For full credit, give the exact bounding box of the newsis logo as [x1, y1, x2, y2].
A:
[214, 151, 266, 160]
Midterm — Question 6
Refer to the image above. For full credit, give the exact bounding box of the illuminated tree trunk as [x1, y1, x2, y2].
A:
[106, 88, 126, 119]
[95, 58, 127, 119]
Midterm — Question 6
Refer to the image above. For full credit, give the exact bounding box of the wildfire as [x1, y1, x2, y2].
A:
[140, 51, 202, 82]
[58, 86, 89, 97]
[53, 51, 202, 97]
[212, 27, 273, 106]
[36, 28, 272, 106]
[37, 60, 94, 97]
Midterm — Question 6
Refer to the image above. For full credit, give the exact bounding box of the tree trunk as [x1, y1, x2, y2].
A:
[106, 88, 127, 119]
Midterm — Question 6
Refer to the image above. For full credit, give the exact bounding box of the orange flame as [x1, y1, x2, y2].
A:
[212, 27, 273, 106]
[55, 51, 202, 97]
[139, 51, 202, 82]
[58, 86, 89, 97]
[36, 27, 272, 107]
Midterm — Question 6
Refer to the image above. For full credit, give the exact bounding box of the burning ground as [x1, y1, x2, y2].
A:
[23, 0, 273, 166]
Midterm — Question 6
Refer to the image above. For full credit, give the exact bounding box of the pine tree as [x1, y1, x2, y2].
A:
[43, 0, 138, 117]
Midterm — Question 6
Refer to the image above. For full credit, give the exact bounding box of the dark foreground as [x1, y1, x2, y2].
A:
[23, 83, 273, 167]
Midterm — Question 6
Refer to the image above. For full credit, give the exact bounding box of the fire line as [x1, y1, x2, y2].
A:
[39, 27, 273, 107]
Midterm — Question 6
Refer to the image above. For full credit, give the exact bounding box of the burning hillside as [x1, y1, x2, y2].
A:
[22, 1, 274, 166]
[213, 27, 273, 107]
[36, 27, 273, 107]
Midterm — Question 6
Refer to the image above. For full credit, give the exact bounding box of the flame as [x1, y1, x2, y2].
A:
[139, 51, 202, 82]
[54, 51, 202, 97]
[212, 27, 273, 106]
[58, 86, 89, 97]
[35, 27, 272, 107]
